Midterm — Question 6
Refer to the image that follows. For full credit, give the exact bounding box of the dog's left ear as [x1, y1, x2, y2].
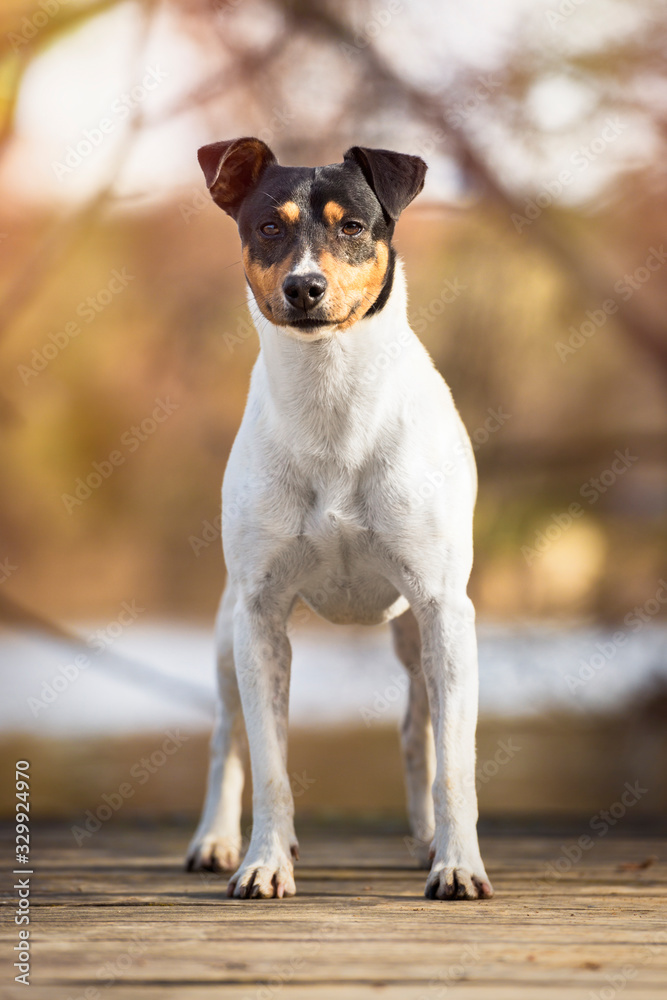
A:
[344, 146, 427, 221]
[198, 137, 277, 218]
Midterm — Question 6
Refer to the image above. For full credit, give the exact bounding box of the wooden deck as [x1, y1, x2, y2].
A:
[3, 820, 667, 999]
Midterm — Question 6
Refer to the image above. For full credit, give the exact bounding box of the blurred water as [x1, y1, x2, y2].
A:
[1, 620, 666, 735]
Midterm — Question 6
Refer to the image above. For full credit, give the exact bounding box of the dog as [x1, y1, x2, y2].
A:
[185, 137, 493, 901]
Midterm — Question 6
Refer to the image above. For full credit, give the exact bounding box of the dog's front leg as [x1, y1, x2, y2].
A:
[227, 597, 297, 899]
[415, 595, 493, 900]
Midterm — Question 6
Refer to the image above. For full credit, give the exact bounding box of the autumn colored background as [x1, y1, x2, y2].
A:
[0, 0, 666, 825]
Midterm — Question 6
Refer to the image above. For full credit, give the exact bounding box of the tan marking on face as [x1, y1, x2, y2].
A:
[322, 200, 346, 226]
[317, 242, 389, 330]
[277, 201, 300, 223]
[243, 246, 295, 321]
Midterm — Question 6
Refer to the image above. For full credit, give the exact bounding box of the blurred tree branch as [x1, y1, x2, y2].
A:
[0, 0, 158, 367]
[2, 0, 666, 381]
[0, 0, 120, 155]
[0, 0, 664, 625]
[278, 0, 667, 382]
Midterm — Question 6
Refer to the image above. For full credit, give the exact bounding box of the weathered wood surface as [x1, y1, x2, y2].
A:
[2, 821, 666, 999]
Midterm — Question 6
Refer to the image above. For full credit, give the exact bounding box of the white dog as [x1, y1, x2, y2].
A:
[185, 137, 493, 901]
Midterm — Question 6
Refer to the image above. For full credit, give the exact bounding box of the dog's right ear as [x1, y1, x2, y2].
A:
[197, 137, 277, 218]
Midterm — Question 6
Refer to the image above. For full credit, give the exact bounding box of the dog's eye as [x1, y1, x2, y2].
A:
[259, 222, 282, 238]
[341, 221, 363, 236]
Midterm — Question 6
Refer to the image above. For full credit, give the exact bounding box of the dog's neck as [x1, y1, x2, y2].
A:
[248, 259, 413, 465]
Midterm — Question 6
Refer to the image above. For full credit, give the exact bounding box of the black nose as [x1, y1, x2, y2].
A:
[282, 273, 327, 312]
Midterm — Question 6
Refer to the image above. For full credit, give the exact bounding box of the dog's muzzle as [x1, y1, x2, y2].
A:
[282, 272, 328, 327]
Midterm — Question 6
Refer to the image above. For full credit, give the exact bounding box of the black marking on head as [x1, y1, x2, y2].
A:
[343, 146, 427, 222]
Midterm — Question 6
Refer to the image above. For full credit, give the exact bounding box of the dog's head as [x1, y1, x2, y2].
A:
[198, 138, 427, 338]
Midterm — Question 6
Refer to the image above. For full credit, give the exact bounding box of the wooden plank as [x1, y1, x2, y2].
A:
[1, 822, 665, 999]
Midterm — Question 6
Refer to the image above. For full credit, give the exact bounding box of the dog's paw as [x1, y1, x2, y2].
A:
[227, 851, 296, 899]
[424, 862, 493, 901]
[185, 833, 241, 873]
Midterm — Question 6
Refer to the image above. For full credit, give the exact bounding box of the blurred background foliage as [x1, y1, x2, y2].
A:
[0, 0, 665, 628]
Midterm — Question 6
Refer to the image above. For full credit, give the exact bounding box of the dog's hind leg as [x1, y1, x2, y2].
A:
[185, 580, 246, 872]
[391, 608, 436, 868]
